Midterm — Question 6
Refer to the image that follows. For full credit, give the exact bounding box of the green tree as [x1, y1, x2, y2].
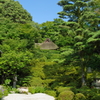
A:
[1, 0, 32, 23]
[40, 19, 75, 47]
[0, 38, 33, 86]
[0, 0, 41, 86]
[58, 0, 99, 30]
[57, 0, 100, 86]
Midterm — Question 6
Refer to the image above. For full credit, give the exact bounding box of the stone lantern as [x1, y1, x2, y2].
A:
[87, 67, 92, 73]
[13, 75, 17, 88]
[92, 78, 100, 89]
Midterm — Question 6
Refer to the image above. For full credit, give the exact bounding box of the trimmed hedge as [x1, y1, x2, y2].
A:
[75, 93, 86, 100]
[45, 90, 56, 97]
[58, 90, 74, 100]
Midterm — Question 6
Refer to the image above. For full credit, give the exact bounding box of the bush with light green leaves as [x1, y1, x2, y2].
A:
[0, 86, 8, 99]
[58, 90, 74, 100]
[75, 93, 86, 100]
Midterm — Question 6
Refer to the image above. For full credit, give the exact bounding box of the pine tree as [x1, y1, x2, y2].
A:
[57, 0, 98, 30]
[57, 0, 100, 86]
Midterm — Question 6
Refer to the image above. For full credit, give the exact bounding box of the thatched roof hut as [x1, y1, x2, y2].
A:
[35, 38, 58, 50]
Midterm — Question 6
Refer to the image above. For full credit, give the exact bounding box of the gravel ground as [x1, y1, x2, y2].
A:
[2, 93, 55, 100]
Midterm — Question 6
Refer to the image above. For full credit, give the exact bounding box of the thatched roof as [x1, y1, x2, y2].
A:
[35, 38, 58, 50]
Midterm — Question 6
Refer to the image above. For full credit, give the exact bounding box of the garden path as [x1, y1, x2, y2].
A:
[2, 93, 55, 100]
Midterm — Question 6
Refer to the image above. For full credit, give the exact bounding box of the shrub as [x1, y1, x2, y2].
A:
[76, 87, 97, 99]
[57, 86, 72, 93]
[29, 77, 43, 86]
[92, 94, 100, 100]
[75, 93, 86, 100]
[28, 87, 35, 94]
[4, 79, 11, 87]
[35, 86, 45, 93]
[0, 86, 8, 98]
[11, 88, 20, 93]
[58, 91, 74, 100]
[28, 86, 45, 94]
[45, 90, 56, 97]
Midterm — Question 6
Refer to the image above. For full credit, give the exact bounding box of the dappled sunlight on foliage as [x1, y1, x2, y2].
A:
[0, 0, 100, 99]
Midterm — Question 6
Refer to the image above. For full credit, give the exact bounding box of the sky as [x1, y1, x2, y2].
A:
[15, 0, 62, 24]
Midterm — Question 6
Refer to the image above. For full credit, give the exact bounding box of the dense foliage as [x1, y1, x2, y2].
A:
[0, 0, 100, 99]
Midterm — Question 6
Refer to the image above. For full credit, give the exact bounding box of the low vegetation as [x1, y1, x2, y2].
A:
[0, 0, 100, 100]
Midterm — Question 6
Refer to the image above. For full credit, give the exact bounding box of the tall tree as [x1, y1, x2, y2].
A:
[0, 0, 41, 86]
[57, 0, 100, 86]
[1, 0, 32, 23]
[57, 0, 98, 30]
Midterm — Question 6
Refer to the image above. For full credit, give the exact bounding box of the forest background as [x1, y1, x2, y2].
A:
[0, 0, 100, 99]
